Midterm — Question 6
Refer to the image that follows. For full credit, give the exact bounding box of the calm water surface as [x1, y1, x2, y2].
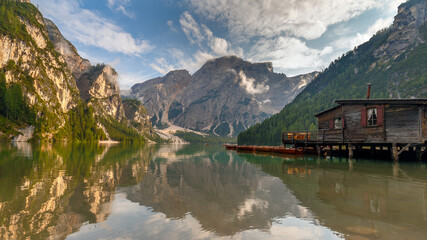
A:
[1, 143, 427, 240]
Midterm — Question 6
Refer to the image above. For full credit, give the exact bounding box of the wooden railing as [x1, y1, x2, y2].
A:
[282, 129, 347, 143]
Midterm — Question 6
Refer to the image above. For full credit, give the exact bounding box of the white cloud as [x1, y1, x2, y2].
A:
[150, 12, 241, 75]
[119, 70, 159, 89]
[167, 20, 178, 33]
[150, 49, 215, 75]
[36, 0, 152, 56]
[107, 0, 135, 18]
[179, 11, 205, 45]
[150, 57, 176, 75]
[239, 71, 269, 95]
[186, 0, 383, 41]
[333, 17, 394, 50]
[248, 37, 326, 72]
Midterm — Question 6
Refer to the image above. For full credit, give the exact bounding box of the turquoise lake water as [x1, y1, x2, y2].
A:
[1, 143, 426, 239]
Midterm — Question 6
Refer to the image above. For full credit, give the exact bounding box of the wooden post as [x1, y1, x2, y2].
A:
[348, 143, 353, 158]
[416, 146, 422, 161]
[392, 143, 398, 162]
[348, 158, 353, 171]
[317, 145, 321, 157]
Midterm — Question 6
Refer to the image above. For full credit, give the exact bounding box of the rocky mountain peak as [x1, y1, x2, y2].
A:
[374, 0, 427, 58]
[44, 18, 91, 79]
[131, 56, 317, 136]
[200, 56, 274, 74]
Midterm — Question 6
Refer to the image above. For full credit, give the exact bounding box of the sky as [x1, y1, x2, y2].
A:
[32, 0, 406, 89]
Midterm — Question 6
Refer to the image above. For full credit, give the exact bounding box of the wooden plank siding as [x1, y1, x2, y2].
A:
[343, 105, 384, 142]
[316, 104, 425, 144]
[385, 105, 420, 143]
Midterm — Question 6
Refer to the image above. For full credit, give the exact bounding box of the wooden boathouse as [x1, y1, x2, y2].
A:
[282, 97, 427, 161]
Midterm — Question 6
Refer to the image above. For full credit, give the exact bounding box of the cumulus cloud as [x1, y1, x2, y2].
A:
[179, 12, 205, 45]
[107, 0, 135, 18]
[239, 71, 269, 95]
[186, 0, 382, 41]
[333, 17, 394, 50]
[150, 49, 215, 75]
[248, 37, 329, 72]
[36, 0, 152, 56]
[167, 20, 178, 33]
[150, 12, 242, 75]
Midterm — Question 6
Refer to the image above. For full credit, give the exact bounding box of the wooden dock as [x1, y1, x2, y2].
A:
[278, 98, 427, 161]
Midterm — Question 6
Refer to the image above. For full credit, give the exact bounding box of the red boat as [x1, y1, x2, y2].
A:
[270, 147, 304, 155]
[237, 145, 255, 151]
[223, 144, 237, 150]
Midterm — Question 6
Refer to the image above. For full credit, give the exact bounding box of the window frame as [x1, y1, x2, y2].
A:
[334, 117, 342, 129]
[367, 108, 378, 126]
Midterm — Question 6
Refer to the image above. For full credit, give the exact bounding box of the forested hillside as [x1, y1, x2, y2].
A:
[238, 0, 427, 146]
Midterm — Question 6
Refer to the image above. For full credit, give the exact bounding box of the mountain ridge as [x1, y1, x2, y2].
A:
[131, 55, 318, 136]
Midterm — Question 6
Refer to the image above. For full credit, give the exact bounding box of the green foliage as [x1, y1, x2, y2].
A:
[0, 0, 44, 46]
[174, 131, 236, 144]
[214, 122, 231, 136]
[67, 104, 106, 142]
[122, 98, 141, 109]
[99, 117, 145, 142]
[238, 25, 427, 146]
[0, 71, 35, 125]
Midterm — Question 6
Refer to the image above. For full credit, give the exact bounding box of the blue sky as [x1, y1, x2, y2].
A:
[32, 0, 405, 89]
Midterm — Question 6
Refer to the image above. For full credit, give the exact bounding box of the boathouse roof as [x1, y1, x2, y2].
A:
[335, 98, 427, 105]
[314, 98, 427, 117]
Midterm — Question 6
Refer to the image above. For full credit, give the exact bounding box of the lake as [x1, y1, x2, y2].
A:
[1, 143, 426, 239]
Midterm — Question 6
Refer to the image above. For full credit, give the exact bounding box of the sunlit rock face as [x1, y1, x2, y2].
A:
[131, 56, 318, 136]
[77, 65, 126, 121]
[0, 1, 154, 141]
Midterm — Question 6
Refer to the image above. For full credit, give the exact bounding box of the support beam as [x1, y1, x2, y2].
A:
[348, 143, 353, 158]
[392, 143, 398, 162]
[398, 143, 412, 156]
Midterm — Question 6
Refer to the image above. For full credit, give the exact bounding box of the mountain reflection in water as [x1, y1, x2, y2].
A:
[1, 143, 426, 239]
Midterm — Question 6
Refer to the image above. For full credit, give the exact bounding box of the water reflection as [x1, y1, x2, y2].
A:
[243, 154, 427, 239]
[1, 143, 426, 239]
[0, 143, 155, 240]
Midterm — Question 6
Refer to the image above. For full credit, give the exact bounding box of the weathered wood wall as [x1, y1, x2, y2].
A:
[317, 104, 425, 144]
[343, 105, 384, 142]
[385, 105, 420, 143]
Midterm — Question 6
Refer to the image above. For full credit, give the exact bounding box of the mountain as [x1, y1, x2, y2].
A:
[0, 0, 154, 141]
[131, 56, 318, 136]
[238, 0, 427, 146]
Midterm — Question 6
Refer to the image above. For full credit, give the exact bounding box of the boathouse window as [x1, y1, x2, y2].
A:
[367, 108, 377, 126]
[334, 117, 342, 129]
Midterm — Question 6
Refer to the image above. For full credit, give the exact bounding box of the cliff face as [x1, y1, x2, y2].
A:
[131, 56, 317, 136]
[0, 1, 154, 141]
[374, 0, 427, 59]
[0, 2, 80, 140]
[44, 18, 91, 80]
